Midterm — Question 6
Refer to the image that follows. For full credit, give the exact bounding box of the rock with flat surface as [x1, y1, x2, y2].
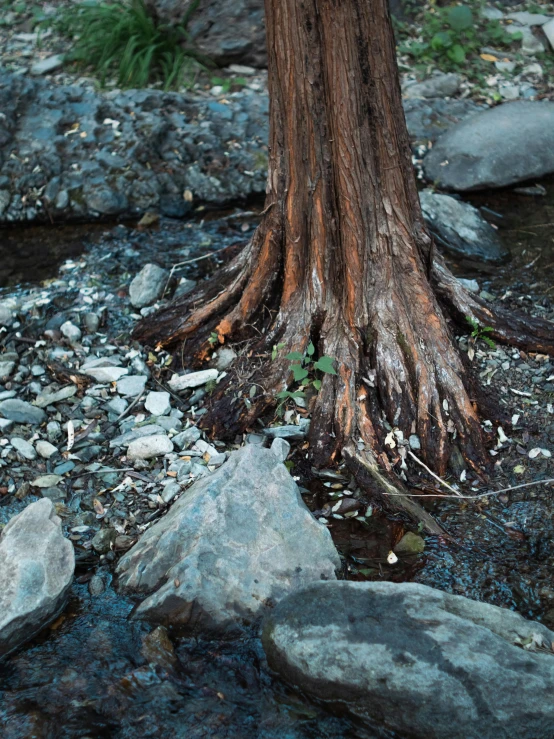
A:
[0, 499, 74, 658]
[144, 391, 171, 416]
[117, 444, 340, 632]
[30, 54, 64, 76]
[263, 581, 554, 739]
[129, 264, 169, 309]
[0, 399, 46, 425]
[424, 101, 554, 190]
[10, 438, 36, 461]
[127, 434, 173, 460]
[419, 190, 509, 263]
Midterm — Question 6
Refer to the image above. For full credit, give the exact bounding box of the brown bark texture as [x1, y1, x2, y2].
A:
[134, 0, 554, 529]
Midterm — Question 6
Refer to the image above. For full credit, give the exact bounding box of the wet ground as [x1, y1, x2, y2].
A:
[0, 182, 553, 738]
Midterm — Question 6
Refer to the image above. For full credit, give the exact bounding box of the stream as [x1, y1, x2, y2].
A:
[0, 179, 553, 738]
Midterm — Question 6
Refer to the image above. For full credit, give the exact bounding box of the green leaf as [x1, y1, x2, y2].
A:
[312, 379, 322, 391]
[314, 356, 337, 375]
[285, 351, 304, 361]
[446, 5, 473, 32]
[291, 364, 309, 382]
[447, 44, 466, 64]
[431, 31, 452, 50]
[307, 342, 315, 356]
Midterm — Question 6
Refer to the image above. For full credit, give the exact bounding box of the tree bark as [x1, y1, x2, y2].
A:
[134, 0, 554, 529]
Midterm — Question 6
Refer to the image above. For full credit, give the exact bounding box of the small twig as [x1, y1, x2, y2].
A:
[116, 390, 145, 422]
[162, 246, 232, 298]
[382, 477, 554, 500]
[407, 449, 463, 497]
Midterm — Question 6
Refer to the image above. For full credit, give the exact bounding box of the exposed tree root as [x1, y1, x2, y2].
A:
[133, 241, 554, 533]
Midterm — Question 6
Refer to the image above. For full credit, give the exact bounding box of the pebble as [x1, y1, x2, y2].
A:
[83, 313, 100, 333]
[127, 434, 174, 460]
[129, 263, 169, 308]
[144, 391, 171, 416]
[116, 375, 147, 397]
[91, 528, 117, 554]
[168, 369, 218, 391]
[161, 481, 181, 504]
[0, 305, 14, 326]
[171, 425, 202, 449]
[31, 474, 63, 488]
[88, 574, 106, 596]
[46, 421, 62, 441]
[11, 437, 37, 460]
[0, 361, 16, 378]
[213, 347, 237, 371]
[85, 366, 128, 383]
[30, 53, 64, 75]
[34, 385, 78, 408]
[60, 320, 82, 342]
[0, 399, 46, 425]
[35, 440, 59, 459]
[271, 437, 291, 462]
[409, 434, 421, 450]
[263, 421, 310, 440]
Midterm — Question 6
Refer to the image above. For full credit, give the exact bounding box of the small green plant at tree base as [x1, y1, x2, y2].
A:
[208, 332, 219, 347]
[57, 0, 209, 90]
[210, 76, 247, 93]
[275, 342, 337, 415]
[466, 316, 496, 349]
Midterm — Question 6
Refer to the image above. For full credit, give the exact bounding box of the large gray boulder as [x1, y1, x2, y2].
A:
[0, 499, 74, 658]
[420, 189, 509, 264]
[263, 581, 554, 739]
[117, 444, 340, 631]
[424, 101, 554, 190]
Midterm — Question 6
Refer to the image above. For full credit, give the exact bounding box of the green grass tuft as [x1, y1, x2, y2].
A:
[58, 0, 209, 90]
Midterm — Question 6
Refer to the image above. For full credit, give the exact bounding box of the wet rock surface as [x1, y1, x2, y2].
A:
[424, 101, 554, 190]
[420, 189, 509, 263]
[263, 581, 554, 739]
[117, 444, 340, 631]
[0, 71, 269, 223]
[0, 499, 74, 658]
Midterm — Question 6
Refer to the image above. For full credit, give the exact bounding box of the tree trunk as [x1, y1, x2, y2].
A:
[134, 0, 554, 529]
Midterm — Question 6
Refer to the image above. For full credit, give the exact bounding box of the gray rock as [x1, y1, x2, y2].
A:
[0, 304, 14, 327]
[263, 581, 554, 739]
[161, 480, 181, 504]
[46, 421, 62, 441]
[270, 437, 290, 462]
[458, 278, 479, 293]
[34, 385, 77, 408]
[129, 264, 169, 309]
[506, 11, 551, 26]
[117, 445, 340, 631]
[168, 369, 218, 391]
[83, 312, 100, 333]
[91, 528, 117, 554]
[0, 499, 74, 658]
[116, 375, 147, 397]
[404, 73, 461, 99]
[213, 347, 237, 371]
[171, 425, 202, 450]
[88, 574, 106, 596]
[35, 440, 58, 459]
[419, 190, 509, 263]
[60, 320, 82, 342]
[404, 98, 485, 143]
[424, 101, 554, 191]
[481, 6, 503, 21]
[30, 54, 64, 75]
[144, 391, 171, 416]
[109, 424, 166, 448]
[0, 399, 46, 425]
[86, 188, 128, 216]
[0, 361, 16, 378]
[173, 277, 197, 300]
[127, 434, 174, 460]
[10, 437, 36, 461]
[85, 366, 128, 384]
[263, 421, 310, 440]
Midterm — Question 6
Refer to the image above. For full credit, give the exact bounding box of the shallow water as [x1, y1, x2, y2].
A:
[0, 184, 553, 738]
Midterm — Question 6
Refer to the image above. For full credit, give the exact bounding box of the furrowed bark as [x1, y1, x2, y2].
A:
[134, 0, 554, 529]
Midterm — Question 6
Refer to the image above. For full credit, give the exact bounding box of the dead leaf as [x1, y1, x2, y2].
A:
[480, 53, 498, 62]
